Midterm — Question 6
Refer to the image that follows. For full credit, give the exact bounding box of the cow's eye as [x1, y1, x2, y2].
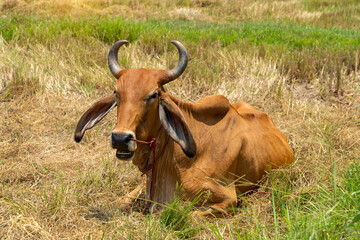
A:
[147, 92, 158, 102]
[150, 92, 158, 99]
[114, 90, 119, 99]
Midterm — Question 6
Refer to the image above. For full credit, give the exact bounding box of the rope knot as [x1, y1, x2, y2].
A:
[149, 138, 156, 149]
[133, 137, 157, 176]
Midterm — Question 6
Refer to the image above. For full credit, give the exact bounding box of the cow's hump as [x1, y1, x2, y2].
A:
[191, 95, 230, 124]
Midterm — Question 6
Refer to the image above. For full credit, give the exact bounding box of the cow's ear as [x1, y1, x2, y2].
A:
[74, 93, 116, 143]
[159, 98, 196, 158]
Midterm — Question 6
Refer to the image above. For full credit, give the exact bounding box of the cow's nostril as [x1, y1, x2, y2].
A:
[124, 135, 133, 144]
[111, 133, 135, 149]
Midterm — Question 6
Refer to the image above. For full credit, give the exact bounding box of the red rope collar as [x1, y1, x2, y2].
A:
[131, 127, 163, 213]
[134, 138, 157, 176]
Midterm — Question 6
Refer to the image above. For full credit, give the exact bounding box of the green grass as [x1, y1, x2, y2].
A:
[199, 161, 360, 239]
[2, 15, 359, 49]
[286, 161, 360, 238]
[1, 15, 360, 81]
[159, 190, 203, 239]
[230, 161, 360, 239]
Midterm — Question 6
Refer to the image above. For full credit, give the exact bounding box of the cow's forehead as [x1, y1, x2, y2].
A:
[115, 69, 163, 97]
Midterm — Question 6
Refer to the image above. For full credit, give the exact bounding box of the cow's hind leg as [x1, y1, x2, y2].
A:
[194, 184, 237, 218]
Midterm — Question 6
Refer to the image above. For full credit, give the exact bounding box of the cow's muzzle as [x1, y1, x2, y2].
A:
[111, 131, 137, 160]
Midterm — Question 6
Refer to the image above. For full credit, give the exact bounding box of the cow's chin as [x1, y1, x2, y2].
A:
[116, 149, 135, 161]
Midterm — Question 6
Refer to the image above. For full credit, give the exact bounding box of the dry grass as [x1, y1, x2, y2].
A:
[1, 0, 360, 239]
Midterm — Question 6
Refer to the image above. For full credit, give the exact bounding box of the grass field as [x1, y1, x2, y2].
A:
[1, 0, 360, 239]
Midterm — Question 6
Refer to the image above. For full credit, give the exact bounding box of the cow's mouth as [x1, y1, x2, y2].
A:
[116, 149, 134, 160]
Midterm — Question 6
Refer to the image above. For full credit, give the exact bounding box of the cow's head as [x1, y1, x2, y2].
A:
[74, 40, 196, 161]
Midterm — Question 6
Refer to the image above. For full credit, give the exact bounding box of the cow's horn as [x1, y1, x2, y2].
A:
[108, 40, 128, 79]
[166, 40, 188, 82]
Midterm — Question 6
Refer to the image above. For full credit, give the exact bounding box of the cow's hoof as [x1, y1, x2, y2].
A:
[192, 207, 229, 218]
[114, 197, 133, 210]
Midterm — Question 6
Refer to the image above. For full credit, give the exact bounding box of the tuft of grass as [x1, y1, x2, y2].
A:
[160, 189, 203, 239]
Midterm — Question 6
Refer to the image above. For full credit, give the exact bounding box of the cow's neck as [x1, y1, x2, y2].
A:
[140, 95, 213, 210]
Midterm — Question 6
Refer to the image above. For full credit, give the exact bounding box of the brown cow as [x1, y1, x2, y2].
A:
[74, 40, 294, 216]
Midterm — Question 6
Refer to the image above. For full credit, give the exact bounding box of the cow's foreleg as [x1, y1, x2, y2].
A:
[116, 183, 145, 209]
